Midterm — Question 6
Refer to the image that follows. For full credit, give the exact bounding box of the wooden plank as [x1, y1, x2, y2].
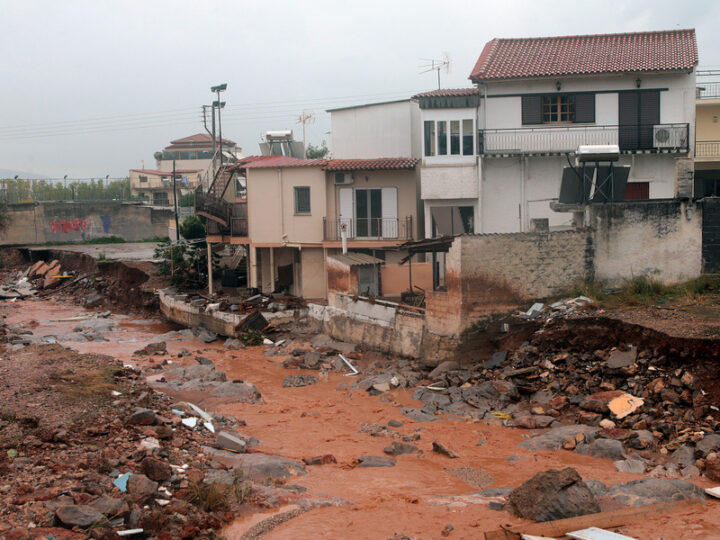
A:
[484, 499, 703, 540]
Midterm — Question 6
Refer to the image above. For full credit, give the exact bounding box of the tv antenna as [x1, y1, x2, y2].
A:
[296, 110, 315, 149]
[419, 52, 451, 89]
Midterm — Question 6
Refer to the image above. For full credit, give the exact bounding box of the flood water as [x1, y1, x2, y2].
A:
[4, 298, 718, 539]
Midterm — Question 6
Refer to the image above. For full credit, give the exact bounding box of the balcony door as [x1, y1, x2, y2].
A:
[356, 188, 382, 237]
[340, 187, 398, 239]
[619, 91, 660, 151]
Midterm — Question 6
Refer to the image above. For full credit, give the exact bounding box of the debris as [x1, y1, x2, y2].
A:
[182, 417, 198, 428]
[566, 527, 637, 540]
[113, 472, 131, 492]
[283, 374, 319, 388]
[117, 529, 144, 537]
[432, 441, 459, 458]
[302, 454, 337, 465]
[357, 455, 397, 467]
[607, 394, 644, 419]
[705, 486, 720, 499]
[339, 354, 359, 376]
[55, 504, 104, 528]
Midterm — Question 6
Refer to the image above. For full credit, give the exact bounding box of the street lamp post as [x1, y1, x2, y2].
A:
[211, 84, 227, 168]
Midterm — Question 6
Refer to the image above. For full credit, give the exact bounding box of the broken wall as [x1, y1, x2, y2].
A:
[590, 200, 702, 284]
[0, 201, 174, 245]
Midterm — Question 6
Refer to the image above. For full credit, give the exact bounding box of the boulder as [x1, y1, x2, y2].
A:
[83, 292, 104, 309]
[56, 505, 104, 528]
[705, 454, 720, 482]
[671, 444, 696, 468]
[505, 468, 601, 522]
[432, 441, 459, 458]
[225, 338, 246, 350]
[133, 342, 167, 356]
[203, 447, 306, 480]
[614, 459, 646, 474]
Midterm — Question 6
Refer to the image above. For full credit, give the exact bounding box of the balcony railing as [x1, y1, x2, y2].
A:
[195, 187, 230, 226]
[323, 217, 413, 241]
[697, 83, 720, 99]
[697, 141, 720, 159]
[478, 123, 689, 155]
[231, 217, 248, 237]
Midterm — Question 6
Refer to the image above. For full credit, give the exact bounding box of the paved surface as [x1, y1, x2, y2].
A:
[27, 242, 161, 261]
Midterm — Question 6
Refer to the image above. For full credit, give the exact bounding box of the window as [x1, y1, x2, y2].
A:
[462, 120, 473, 155]
[624, 182, 649, 200]
[139, 175, 148, 183]
[437, 121, 448, 155]
[450, 120, 460, 155]
[294, 186, 310, 214]
[424, 121, 435, 156]
[542, 94, 575, 123]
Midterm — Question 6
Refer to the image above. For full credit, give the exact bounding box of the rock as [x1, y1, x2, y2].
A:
[695, 433, 720, 458]
[401, 407, 437, 422]
[133, 342, 167, 356]
[215, 431, 248, 453]
[614, 459, 645, 474]
[428, 360, 459, 379]
[671, 444, 696, 468]
[141, 457, 172, 482]
[599, 419, 616, 429]
[126, 474, 158, 502]
[283, 374, 319, 388]
[304, 351, 322, 369]
[210, 381, 262, 402]
[196, 356, 214, 366]
[89, 495, 130, 517]
[485, 350, 508, 369]
[357, 455, 396, 467]
[518, 425, 598, 451]
[302, 454, 337, 465]
[505, 468, 600, 522]
[83, 292, 104, 308]
[388, 419, 403, 428]
[581, 439, 626, 461]
[606, 347, 637, 369]
[196, 328, 218, 343]
[203, 447, 306, 480]
[225, 338, 245, 350]
[432, 441, 459, 458]
[383, 442, 417, 456]
[606, 478, 705, 506]
[509, 413, 555, 429]
[626, 430, 655, 450]
[705, 454, 720, 482]
[126, 408, 158, 425]
[56, 505, 104, 528]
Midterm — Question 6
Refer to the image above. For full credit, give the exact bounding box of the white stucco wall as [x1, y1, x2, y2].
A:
[420, 165, 479, 200]
[330, 100, 421, 159]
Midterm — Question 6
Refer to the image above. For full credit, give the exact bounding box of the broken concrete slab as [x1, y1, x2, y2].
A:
[214, 431, 248, 453]
[608, 393, 644, 419]
[401, 407, 437, 422]
[357, 455, 396, 467]
[606, 346, 637, 369]
[203, 447, 306, 480]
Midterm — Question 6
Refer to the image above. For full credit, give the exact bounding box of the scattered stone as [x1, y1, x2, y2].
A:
[83, 292, 104, 308]
[357, 456, 396, 467]
[225, 338, 246, 350]
[695, 433, 720, 458]
[283, 374, 319, 388]
[210, 381, 262, 401]
[89, 495, 129, 517]
[606, 478, 705, 506]
[126, 408, 158, 426]
[203, 447, 306, 480]
[581, 438, 627, 461]
[383, 442, 418, 456]
[671, 444, 696, 468]
[485, 350, 507, 369]
[606, 347, 637, 369]
[388, 419, 403, 428]
[599, 419, 616, 429]
[141, 457, 172, 482]
[441, 524, 454, 537]
[428, 361, 459, 379]
[400, 408, 436, 422]
[505, 468, 601, 522]
[196, 356, 214, 366]
[126, 474, 158, 502]
[133, 342, 167, 356]
[432, 441, 459, 458]
[302, 455, 337, 466]
[518, 425, 598, 451]
[55, 504, 104, 528]
[614, 459, 646, 474]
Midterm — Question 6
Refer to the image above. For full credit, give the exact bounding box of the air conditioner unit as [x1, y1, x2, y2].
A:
[653, 125, 687, 149]
[334, 172, 354, 185]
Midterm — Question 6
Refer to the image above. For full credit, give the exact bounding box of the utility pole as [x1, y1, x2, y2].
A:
[172, 159, 180, 241]
[211, 83, 227, 167]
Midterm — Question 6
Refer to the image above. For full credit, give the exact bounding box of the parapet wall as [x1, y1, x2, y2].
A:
[0, 201, 174, 245]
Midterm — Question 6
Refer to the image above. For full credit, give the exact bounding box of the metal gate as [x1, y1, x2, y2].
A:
[702, 199, 720, 272]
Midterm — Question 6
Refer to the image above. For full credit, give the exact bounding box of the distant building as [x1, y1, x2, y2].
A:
[129, 133, 240, 205]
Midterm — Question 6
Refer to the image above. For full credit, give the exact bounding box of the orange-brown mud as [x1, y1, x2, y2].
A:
[4, 298, 720, 539]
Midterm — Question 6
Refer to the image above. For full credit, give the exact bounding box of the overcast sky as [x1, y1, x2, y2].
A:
[0, 0, 718, 179]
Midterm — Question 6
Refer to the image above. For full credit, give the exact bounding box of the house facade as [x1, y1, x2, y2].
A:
[130, 133, 240, 205]
[418, 29, 698, 235]
[695, 81, 720, 196]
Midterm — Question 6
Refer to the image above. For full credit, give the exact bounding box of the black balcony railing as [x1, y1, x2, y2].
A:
[231, 217, 248, 237]
[195, 187, 231, 226]
[323, 216, 413, 241]
[697, 83, 720, 99]
[697, 141, 720, 159]
[478, 123, 689, 155]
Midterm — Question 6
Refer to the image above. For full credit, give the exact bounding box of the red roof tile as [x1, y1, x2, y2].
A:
[170, 133, 236, 146]
[242, 156, 327, 169]
[412, 88, 478, 98]
[324, 158, 419, 171]
[469, 29, 698, 81]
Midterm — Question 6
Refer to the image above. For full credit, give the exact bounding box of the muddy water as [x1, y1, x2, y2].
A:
[5, 299, 720, 539]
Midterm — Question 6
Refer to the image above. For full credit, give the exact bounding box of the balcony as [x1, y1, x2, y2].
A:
[697, 83, 720, 99]
[478, 123, 689, 156]
[195, 188, 231, 226]
[323, 217, 413, 242]
[697, 141, 720, 160]
[205, 203, 248, 238]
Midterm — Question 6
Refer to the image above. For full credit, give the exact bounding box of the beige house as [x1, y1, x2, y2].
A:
[130, 133, 240, 204]
[695, 83, 720, 196]
[197, 155, 428, 299]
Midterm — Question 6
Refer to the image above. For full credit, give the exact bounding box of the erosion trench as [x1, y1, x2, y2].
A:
[2, 248, 720, 538]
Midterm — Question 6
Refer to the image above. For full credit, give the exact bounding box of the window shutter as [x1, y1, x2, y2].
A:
[381, 187, 398, 239]
[521, 95, 542, 124]
[574, 94, 595, 123]
[639, 91, 660, 125]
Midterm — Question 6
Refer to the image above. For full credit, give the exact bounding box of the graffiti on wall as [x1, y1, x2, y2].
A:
[49, 218, 91, 233]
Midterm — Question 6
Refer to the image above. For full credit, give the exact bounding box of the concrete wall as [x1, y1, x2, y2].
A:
[330, 100, 421, 159]
[0, 201, 173, 245]
[696, 102, 720, 143]
[380, 262, 432, 296]
[590, 200, 702, 284]
[300, 247, 326, 299]
[246, 166, 326, 245]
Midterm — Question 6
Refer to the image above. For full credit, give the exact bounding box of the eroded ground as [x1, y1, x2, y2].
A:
[2, 296, 720, 539]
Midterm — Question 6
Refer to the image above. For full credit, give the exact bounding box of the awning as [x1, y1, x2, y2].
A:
[329, 252, 384, 266]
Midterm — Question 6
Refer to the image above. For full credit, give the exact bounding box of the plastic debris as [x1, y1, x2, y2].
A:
[705, 486, 720, 498]
[339, 354, 359, 376]
[111, 390, 122, 396]
[117, 530, 144, 537]
[113, 472, 131, 492]
[567, 527, 637, 540]
[203, 421, 215, 433]
[181, 417, 198, 428]
[171, 409, 185, 417]
[263, 338, 274, 346]
[6, 449, 17, 458]
[186, 402, 213, 423]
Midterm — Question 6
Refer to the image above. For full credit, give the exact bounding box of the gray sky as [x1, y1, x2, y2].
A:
[1, 0, 718, 179]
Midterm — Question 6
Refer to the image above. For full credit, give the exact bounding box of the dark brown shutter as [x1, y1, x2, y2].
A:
[574, 93, 595, 123]
[618, 92, 639, 151]
[521, 95, 542, 124]
[639, 91, 660, 149]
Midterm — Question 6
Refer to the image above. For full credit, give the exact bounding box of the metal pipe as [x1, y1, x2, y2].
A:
[339, 354, 358, 376]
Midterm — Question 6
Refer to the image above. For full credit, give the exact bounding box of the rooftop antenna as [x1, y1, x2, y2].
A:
[419, 52, 451, 90]
[296, 110, 315, 156]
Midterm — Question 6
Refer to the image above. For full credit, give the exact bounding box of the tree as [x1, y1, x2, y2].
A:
[179, 215, 206, 240]
[305, 141, 329, 159]
[178, 192, 195, 207]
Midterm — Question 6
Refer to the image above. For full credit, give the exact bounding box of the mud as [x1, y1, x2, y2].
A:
[2, 296, 720, 538]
